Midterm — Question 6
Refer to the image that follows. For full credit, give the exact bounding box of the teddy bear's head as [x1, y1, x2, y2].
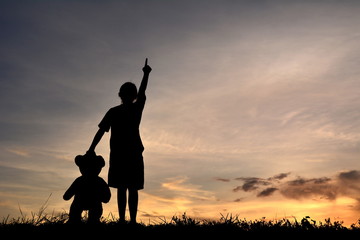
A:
[74, 154, 105, 177]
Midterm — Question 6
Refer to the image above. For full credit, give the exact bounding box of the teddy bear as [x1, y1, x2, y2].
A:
[63, 153, 111, 224]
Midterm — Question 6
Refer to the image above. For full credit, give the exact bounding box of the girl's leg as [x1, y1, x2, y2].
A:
[117, 188, 127, 222]
[128, 188, 138, 223]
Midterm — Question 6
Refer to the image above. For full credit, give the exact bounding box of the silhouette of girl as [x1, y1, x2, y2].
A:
[87, 59, 152, 224]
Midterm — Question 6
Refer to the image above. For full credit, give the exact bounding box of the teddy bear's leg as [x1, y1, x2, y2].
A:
[68, 201, 83, 224]
[87, 203, 103, 224]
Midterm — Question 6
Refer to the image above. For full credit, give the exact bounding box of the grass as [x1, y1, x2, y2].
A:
[1, 211, 360, 238]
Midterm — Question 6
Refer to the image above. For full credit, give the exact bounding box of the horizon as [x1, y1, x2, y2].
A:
[1, 0, 360, 226]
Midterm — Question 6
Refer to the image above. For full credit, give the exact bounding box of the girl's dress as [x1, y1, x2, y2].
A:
[98, 95, 146, 190]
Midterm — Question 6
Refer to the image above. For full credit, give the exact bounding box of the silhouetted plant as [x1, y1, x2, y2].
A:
[2, 209, 360, 237]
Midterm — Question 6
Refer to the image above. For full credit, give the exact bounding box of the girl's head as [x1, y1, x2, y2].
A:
[118, 82, 137, 104]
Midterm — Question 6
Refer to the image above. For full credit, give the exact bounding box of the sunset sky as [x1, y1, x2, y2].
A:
[1, 0, 360, 225]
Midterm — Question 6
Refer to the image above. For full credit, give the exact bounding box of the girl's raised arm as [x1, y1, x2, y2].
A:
[138, 58, 152, 98]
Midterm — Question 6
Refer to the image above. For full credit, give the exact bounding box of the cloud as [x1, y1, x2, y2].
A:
[257, 187, 278, 198]
[235, 177, 271, 192]
[214, 177, 230, 182]
[280, 177, 337, 200]
[232, 186, 242, 193]
[234, 170, 360, 210]
[338, 170, 360, 181]
[0, 165, 66, 193]
[138, 209, 164, 219]
[234, 172, 291, 194]
[286, 177, 332, 186]
[337, 170, 360, 209]
[161, 176, 215, 202]
[280, 171, 360, 203]
[269, 172, 291, 181]
[6, 148, 30, 157]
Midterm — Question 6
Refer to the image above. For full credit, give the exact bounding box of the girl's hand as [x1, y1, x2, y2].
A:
[86, 149, 96, 156]
[142, 58, 152, 74]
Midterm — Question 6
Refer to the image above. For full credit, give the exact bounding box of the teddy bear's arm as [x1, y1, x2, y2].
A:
[63, 178, 81, 200]
[98, 178, 111, 203]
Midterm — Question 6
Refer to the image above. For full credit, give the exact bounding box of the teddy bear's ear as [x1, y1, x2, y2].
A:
[75, 155, 84, 167]
[96, 155, 105, 168]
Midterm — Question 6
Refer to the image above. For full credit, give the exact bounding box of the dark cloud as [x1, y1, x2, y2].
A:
[232, 186, 242, 192]
[338, 170, 360, 181]
[286, 177, 331, 186]
[337, 170, 360, 208]
[257, 187, 278, 197]
[214, 177, 230, 182]
[234, 198, 243, 202]
[234, 170, 360, 210]
[280, 171, 360, 206]
[280, 177, 337, 200]
[235, 177, 271, 192]
[268, 172, 291, 181]
[234, 173, 290, 195]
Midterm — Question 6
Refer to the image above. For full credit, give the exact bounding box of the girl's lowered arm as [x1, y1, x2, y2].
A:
[88, 128, 105, 154]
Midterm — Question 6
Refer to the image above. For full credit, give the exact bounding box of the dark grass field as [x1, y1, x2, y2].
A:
[1, 212, 360, 238]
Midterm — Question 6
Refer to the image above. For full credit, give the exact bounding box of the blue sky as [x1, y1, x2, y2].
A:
[1, 0, 360, 224]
